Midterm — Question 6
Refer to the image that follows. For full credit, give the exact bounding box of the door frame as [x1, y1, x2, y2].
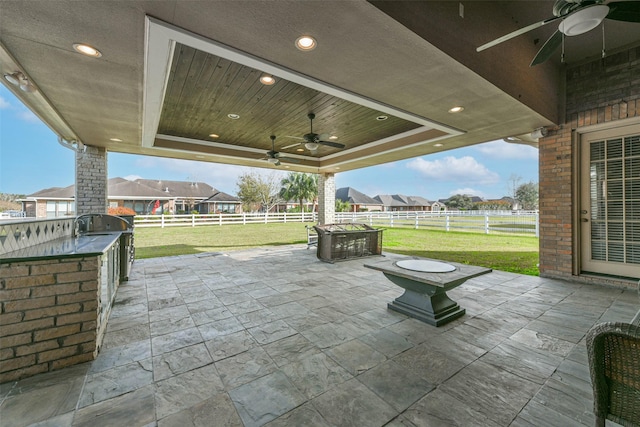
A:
[574, 116, 640, 277]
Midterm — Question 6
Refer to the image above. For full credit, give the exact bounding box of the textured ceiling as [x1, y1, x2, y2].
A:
[1, 1, 638, 173]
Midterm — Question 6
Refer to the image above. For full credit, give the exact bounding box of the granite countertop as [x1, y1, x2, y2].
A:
[0, 233, 121, 263]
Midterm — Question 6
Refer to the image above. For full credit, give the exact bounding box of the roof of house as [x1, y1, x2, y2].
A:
[336, 187, 381, 205]
[201, 191, 240, 203]
[136, 179, 215, 199]
[374, 194, 434, 207]
[24, 178, 226, 201]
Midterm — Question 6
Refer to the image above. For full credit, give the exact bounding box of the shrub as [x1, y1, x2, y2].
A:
[108, 206, 136, 216]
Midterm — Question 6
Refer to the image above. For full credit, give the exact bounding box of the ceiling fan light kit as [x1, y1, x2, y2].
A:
[558, 5, 609, 36]
[476, 0, 640, 66]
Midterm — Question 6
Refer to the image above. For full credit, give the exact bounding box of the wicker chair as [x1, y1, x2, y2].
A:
[586, 322, 640, 427]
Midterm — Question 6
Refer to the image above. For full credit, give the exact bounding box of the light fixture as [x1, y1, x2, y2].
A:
[209, 133, 220, 138]
[448, 106, 464, 113]
[434, 143, 444, 147]
[227, 114, 240, 120]
[296, 148, 304, 152]
[3, 72, 36, 93]
[558, 5, 609, 36]
[196, 155, 205, 159]
[295, 35, 317, 51]
[376, 115, 388, 121]
[267, 157, 279, 164]
[73, 43, 102, 58]
[109, 137, 123, 142]
[259, 73, 276, 85]
[531, 127, 548, 139]
[329, 135, 338, 140]
[305, 142, 320, 151]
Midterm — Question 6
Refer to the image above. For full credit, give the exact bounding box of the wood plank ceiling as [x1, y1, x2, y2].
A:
[157, 44, 422, 158]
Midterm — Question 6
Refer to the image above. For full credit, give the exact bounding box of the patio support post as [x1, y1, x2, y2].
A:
[75, 145, 108, 214]
[317, 173, 335, 225]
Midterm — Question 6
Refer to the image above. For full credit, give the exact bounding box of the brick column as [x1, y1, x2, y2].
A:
[75, 146, 107, 214]
[318, 173, 335, 225]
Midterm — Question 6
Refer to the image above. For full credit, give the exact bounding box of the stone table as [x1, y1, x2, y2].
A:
[365, 258, 492, 326]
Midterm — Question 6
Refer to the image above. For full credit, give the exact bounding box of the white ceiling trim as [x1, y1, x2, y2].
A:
[143, 17, 464, 150]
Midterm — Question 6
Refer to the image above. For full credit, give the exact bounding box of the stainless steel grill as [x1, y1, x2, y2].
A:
[75, 214, 135, 281]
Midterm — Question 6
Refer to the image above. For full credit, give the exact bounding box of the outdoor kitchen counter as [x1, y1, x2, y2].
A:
[0, 232, 121, 263]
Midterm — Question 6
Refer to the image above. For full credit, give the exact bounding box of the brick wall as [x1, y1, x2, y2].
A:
[318, 173, 335, 225]
[0, 256, 101, 383]
[76, 145, 108, 215]
[539, 46, 640, 281]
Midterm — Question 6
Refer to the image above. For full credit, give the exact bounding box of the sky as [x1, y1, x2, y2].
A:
[0, 85, 538, 200]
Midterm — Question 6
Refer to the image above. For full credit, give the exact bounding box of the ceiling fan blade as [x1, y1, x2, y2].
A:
[607, 1, 640, 22]
[318, 140, 346, 149]
[476, 15, 561, 52]
[281, 142, 302, 150]
[530, 30, 563, 66]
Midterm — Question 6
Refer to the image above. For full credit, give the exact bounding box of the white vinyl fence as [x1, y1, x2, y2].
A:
[134, 210, 538, 236]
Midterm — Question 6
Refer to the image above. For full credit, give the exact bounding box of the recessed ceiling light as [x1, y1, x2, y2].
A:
[434, 143, 444, 147]
[295, 35, 317, 51]
[259, 74, 276, 85]
[196, 155, 205, 159]
[227, 114, 240, 120]
[209, 133, 220, 138]
[376, 115, 388, 121]
[109, 138, 123, 142]
[296, 148, 304, 152]
[73, 43, 102, 58]
[448, 106, 464, 113]
[335, 167, 340, 170]
[329, 135, 338, 140]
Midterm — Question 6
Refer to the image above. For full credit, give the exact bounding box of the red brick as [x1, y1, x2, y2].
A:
[33, 324, 80, 342]
[30, 262, 79, 275]
[57, 291, 96, 305]
[51, 352, 94, 370]
[30, 283, 80, 297]
[0, 347, 14, 361]
[56, 271, 97, 284]
[4, 296, 55, 313]
[82, 321, 97, 332]
[0, 354, 35, 373]
[0, 265, 30, 278]
[81, 281, 98, 292]
[0, 288, 31, 301]
[38, 346, 79, 363]
[23, 304, 81, 321]
[0, 332, 32, 349]
[0, 318, 53, 338]
[0, 312, 25, 326]
[56, 312, 96, 326]
[0, 363, 47, 383]
[3, 274, 55, 289]
[82, 300, 99, 312]
[15, 340, 59, 356]
[62, 331, 95, 346]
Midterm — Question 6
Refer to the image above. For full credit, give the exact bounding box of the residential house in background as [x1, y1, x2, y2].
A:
[335, 187, 383, 212]
[20, 178, 241, 217]
[374, 194, 445, 212]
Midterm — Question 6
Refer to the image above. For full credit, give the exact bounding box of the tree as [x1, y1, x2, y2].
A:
[280, 172, 318, 213]
[236, 172, 282, 212]
[335, 199, 351, 212]
[446, 194, 473, 210]
[507, 174, 522, 201]
[515, 181, 539, 210]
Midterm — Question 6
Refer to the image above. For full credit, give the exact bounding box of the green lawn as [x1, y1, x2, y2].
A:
[134, 223, 540, 276]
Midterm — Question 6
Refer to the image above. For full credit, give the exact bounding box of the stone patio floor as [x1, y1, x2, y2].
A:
[1, 245, 637, 427]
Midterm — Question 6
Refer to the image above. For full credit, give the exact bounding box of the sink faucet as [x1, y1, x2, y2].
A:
[74, 217, 87, 236]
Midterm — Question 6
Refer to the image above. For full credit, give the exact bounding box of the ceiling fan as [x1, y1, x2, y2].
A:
[261, 135, 300, 166]
[476, 0, 640, 66]
[281, 113, 346, 152]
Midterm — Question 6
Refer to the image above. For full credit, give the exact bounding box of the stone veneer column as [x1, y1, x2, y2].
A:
[317, 173, 335, 225]
[75, 146, 107, 215]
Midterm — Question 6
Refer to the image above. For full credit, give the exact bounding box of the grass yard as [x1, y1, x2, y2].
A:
[134, 223, 540, 276]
